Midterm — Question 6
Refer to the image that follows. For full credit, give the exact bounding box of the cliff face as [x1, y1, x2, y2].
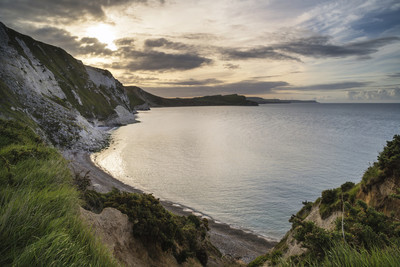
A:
[0, 22, 136, 150]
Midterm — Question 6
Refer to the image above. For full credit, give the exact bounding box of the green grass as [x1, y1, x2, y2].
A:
[313, 241, 400, 267]
[0, 119, 118, 266]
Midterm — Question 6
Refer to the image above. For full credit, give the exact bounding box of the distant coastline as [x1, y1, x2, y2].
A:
[246, 97, 318, 104]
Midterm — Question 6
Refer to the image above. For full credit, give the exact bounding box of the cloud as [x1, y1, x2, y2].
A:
[0, 0, 155, 24]
[223, 63, 240, 70]
[114, 38, 135, 47]
[388, 72, 400, 78]
[110, 37, 212, 71]
[220, 46, 300, 61]
[29, 26, 79, 51]
[144, 38, 192, 51]
[288, 81, 370, 91]
[112, 50, 212, 71]
[180, 33, 219, 40]
[347, 88, 400, 101]
[165, 78, 223, 86]
[219, 35, 400, 61]
[28, 26, 112, 56]
[79, 37, 113, 56]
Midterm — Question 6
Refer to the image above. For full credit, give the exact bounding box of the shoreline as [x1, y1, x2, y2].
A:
[64, 150, 277, 263]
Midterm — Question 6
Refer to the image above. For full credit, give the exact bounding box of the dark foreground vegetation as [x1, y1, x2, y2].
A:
[250, 135, 400, 266]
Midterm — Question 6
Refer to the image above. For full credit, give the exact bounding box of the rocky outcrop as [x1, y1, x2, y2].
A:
[276, 204, 341, 260]
[80, 207, 189, 267]
[358, 174, 400, 219]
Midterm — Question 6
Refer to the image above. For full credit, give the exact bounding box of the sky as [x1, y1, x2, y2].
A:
[1, 0, 400, 102]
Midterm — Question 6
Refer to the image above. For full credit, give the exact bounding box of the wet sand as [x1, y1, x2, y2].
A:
[64, 151, 277, 263]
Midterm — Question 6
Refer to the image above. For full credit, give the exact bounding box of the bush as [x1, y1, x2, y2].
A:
[321, 189, 338, 204]
[341, 181, 355, 192]
[79, 187, 210, 264]
[377, 134, 400, 176]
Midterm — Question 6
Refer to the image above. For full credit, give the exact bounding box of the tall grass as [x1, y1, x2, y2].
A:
[0, 120, 118, 266]
[313, 242, 400, 267]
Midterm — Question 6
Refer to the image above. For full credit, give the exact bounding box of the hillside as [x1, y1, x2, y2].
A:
[250, 135, 400, 266]
[126, 86, 258, 108]
[0, 22, 137, 150]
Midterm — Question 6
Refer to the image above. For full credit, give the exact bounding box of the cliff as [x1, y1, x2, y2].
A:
[0, 22, 137, 150]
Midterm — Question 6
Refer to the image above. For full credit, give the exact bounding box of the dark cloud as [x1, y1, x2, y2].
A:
[166, 78, 223, 86]
[115, 38, 135, 47]
[277, 36, 400, 58]
[223, 63, 240, 70]
[144, 38, 193, 51]
[29, 26, 79, 51]
[220, 35, 400, 61]
[0, 0, 154, 24]
[28, 26, 112, 56]
[287, 81, 370, 91]
[26, 26, 112, 56]
[144, 80, 289, 97]
[79, 37, 113, 56]
[347, 88, 400, 101]
[112, 50, 211, 71]
[388, 72, 400, 78]
[220, 46, 300, 61]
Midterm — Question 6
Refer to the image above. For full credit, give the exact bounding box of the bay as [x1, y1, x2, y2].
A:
[94, 103, 400, 240]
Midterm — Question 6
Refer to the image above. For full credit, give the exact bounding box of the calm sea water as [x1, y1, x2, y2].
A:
[95, 103, 400, 240]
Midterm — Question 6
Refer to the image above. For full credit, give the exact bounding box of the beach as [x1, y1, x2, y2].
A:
[64, 151, 276, 263]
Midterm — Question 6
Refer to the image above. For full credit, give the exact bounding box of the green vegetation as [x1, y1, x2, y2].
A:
[79, 186, 212, 265]
[250, 135, 400, 267]
[0, 119, 118, 266]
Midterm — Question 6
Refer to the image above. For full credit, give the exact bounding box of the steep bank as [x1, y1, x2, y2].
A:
[250, 135, 400, 266]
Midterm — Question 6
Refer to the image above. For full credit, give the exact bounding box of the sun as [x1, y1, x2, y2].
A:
[86, 23, 117, 50]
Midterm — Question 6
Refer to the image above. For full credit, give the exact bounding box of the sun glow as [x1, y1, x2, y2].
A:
[86, 23, 117, 50]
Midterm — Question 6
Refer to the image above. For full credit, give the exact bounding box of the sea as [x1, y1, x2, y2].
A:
[94, 103, 400, 241]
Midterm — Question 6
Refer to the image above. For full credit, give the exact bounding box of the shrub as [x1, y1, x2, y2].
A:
[341, 181, 355, 192]
[377, 134, 400, 176]
[321, 189, 337, 204]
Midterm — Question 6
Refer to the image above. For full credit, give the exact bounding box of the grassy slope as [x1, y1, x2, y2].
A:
[250, 135, 400, 266]
[0, 119, 118, 266]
